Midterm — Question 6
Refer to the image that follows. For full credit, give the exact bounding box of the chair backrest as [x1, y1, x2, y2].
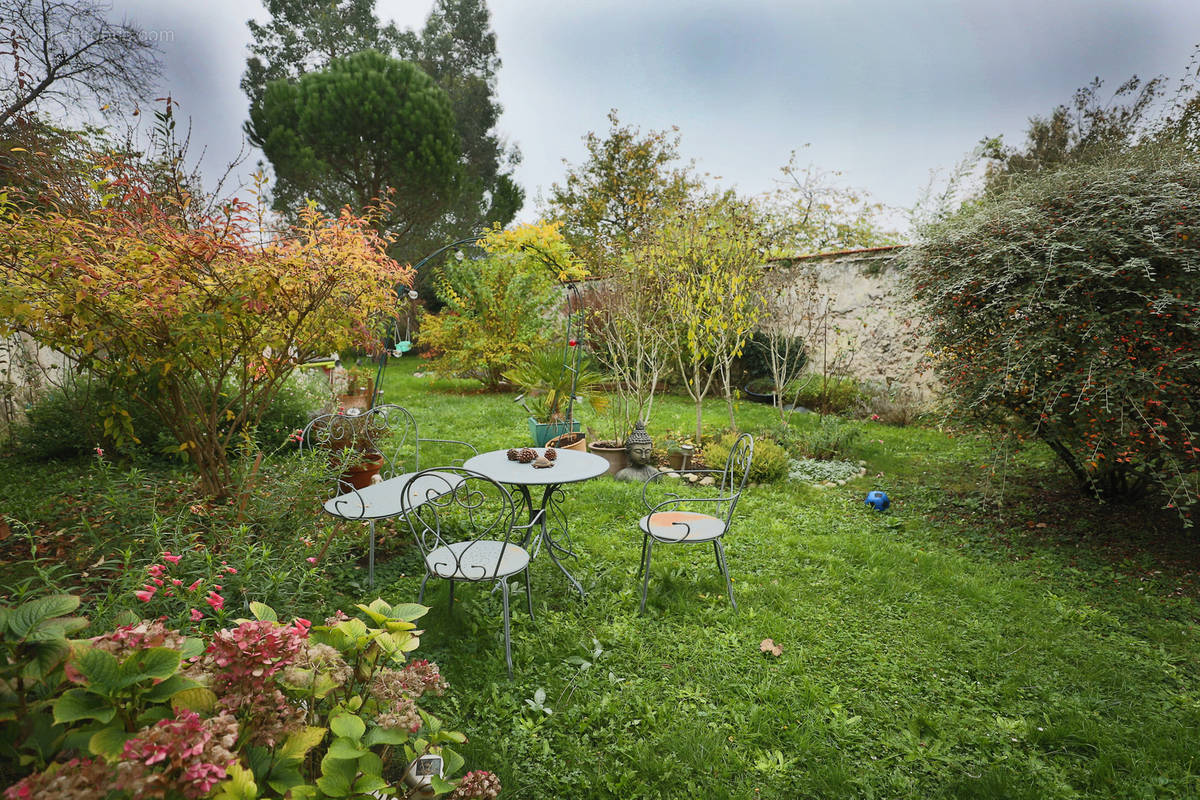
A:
[718, 433, 754, 525]
[300, 404, 421, 480]
[400, 468, 529, 581]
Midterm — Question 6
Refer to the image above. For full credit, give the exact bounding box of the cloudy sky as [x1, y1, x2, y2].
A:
[109, 0, 1199, 231]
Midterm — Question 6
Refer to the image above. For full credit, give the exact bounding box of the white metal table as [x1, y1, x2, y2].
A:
[463, 448, 608, 598]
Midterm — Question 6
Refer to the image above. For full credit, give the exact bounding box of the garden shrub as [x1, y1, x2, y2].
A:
[906, 143, 1200, 517]
[0, 595, 497, 798]
[740, 330, 807, 384]
[419, 223, 586, 390]
[854, 380, 927, 427]
[789, 458, 862, 484]
[13, 370, 329, 463]
[705, 432, 790, 483]
[780, 374, 863, 413]
[0, 137, 408, 498]
[797, 417, 861, 461]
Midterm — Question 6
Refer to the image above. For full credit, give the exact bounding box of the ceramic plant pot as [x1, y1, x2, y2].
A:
[546, 431, 586, 452]
[588, 441, 630, 477]
[528, 417, 582, 447]
[338, 452, 385, 493]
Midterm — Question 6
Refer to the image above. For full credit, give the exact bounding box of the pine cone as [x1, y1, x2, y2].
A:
[506, 448, 519, 461]
[517, 447, 537, 463]
[543, 447, 557, 461]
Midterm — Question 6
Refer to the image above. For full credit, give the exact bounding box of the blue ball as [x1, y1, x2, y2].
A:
[865, 490, 890, 511]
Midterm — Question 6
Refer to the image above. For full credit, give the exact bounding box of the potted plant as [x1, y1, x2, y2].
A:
[586, 396, 633, 476]
[316, 410, 387, 491]
[338, 366, 375, 411]
[505, 348, 609, 448]
[665, 437, 698, 471]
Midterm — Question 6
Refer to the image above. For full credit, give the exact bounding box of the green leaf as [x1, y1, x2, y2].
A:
[364, 725, 411, 746]
[73, 648, 121, 690]
[117, 647, 181, 687]
[9, 595, 81, 639]
[172, 687, 218, 713]
[430, 774, 457, 794]
[387, 603, 430, 622]
[248, 602, 277, 622]
[143, 674, 199, 703]
[22, 640, 71, 680]
[279, 726, 326, 759]
[327, 736, 368, 760]
[113, 609, 139, 627]
[213, 762, 258, 800]
[53, 688, 115, 724]
[316, 752, 357, 797]
[329, 713, 365, 741]
[88, 723, 130, 758]
[440, 745, 464, 777]
[27, 616, 88, 641]
[419, 709, 442, 734]
[353, 773, 389, 794]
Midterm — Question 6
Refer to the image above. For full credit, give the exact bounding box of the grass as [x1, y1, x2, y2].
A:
[2, 357, 1199, 798]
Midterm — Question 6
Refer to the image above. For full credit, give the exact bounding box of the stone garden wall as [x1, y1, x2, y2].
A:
[763, 245, 938, 401]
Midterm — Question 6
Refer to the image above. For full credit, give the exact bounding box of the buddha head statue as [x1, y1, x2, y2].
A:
[624, 420, 654, 467]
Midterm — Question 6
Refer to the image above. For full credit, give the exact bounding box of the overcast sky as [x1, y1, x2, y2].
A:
[109, 0, 1199, 232]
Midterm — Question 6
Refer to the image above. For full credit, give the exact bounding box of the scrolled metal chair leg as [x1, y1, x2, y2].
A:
[418, 573, 430, 604]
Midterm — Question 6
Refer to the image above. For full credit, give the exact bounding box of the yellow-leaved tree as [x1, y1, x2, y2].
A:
[418, 221, 584, 390]
[644, 192, 774, 442]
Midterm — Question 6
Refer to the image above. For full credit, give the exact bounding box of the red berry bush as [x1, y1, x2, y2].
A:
[906, 145, 1200, 519]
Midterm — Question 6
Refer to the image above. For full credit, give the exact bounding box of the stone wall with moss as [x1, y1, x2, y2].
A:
[764, 245, 938, 401]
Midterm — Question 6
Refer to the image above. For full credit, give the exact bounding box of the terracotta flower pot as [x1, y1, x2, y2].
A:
[546, 431, 586, 452]
[338, 452, 385, 493]
[588, 441, 629, 477]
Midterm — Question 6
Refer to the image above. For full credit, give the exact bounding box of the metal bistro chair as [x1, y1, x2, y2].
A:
[401, 468, 535, 677]
[636, 433, 754, 613]
[300, 404, 477, 586]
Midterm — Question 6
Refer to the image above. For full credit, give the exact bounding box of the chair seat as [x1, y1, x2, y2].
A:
[323, 471, 462, 519]
[425, 540, 530, 581]
[639, 511, 727, 542]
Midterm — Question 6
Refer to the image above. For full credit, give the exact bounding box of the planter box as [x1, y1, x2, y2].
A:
[528, 417, 581, 447]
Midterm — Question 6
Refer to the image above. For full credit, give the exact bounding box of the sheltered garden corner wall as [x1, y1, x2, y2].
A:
[764, 245, 939, 401]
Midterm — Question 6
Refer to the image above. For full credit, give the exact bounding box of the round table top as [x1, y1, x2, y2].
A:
[464, 448, 609, 486]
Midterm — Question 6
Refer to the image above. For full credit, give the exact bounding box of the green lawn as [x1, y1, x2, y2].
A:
[3, 358, 1198, 799]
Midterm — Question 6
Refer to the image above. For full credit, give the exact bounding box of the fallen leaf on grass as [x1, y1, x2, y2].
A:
[760, 638, 782, 657]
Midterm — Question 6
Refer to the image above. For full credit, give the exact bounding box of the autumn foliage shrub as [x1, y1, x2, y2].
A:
[906, 144, 1200, 518]
[0, 142, 408, 497]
